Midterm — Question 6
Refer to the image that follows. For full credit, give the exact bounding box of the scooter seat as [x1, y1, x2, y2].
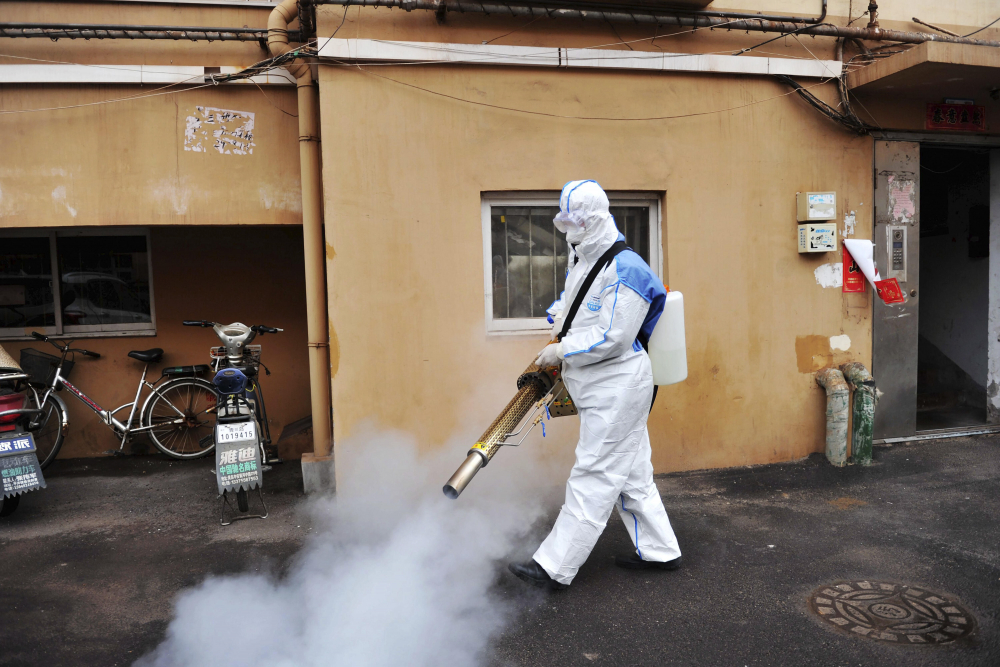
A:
[128, 348, 164, 363]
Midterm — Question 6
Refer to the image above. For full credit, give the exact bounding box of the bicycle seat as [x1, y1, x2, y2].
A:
[128, 348, 164, 363]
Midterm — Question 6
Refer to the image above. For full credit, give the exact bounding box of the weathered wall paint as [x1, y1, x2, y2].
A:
[184, 106, 256, 155]
[318, 59, 875, 474]
[1, 227, 313, 460]
[830, 334, 851, 351]
[0, 86, 300, 227]
[814, 263, 843, 288]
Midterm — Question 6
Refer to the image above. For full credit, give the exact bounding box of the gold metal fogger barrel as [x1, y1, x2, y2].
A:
[442, 363, 554, 499]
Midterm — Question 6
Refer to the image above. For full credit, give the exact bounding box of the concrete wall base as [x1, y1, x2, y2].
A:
[301, 452, 336, 494]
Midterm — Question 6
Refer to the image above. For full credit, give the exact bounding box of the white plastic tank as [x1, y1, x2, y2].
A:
[647, 291, 688, 386]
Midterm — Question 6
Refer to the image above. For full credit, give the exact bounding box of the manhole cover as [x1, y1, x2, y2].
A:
[808, 580, 975, 645]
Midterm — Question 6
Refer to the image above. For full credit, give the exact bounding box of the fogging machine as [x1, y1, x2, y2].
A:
[442, 363, 576, 499]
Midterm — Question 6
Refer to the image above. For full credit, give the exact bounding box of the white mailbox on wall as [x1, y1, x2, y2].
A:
[798, 223, 838, 253]
[796, 192, 837, 221]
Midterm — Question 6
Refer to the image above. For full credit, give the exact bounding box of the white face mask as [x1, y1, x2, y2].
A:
[553, 210, 587, 240]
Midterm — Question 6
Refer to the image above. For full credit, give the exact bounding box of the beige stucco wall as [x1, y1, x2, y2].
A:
[0, 85, 300, 227]
[318, 61, 875, 474]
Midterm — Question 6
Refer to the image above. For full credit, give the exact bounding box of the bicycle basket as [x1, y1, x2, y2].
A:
[19, 348, 72, 386]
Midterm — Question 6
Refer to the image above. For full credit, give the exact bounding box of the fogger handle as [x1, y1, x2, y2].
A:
[442, 452, 484, 499]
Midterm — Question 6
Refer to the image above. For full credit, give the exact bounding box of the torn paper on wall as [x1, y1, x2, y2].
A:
[184, 106, 255, 155]
[886, 174, 916, 223]
[842, 211, 856, 237]
[814, 263, 843, 289]
[842, 239, 904, 304]
[843, 239, 880, 285]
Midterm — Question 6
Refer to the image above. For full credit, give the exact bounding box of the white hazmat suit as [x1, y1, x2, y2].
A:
[533, 180, 681, 586]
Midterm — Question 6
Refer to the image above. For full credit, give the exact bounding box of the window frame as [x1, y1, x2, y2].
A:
[0, 227, 157, 340]
[481, 191, 663, 336]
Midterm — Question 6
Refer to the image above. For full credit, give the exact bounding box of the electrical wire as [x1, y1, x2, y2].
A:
[732, 23, 828, 56]
[335, 57, 837, 121]
[964, 16, 1000, 38]
[921, 161, 966, 175]
[484, 15, 544, 45]
[0, 38, 329, 114]
[0, 79, 215, 114]
[251, 78, 297, 117]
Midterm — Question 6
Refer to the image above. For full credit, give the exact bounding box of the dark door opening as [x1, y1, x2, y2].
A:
[917, 146, 990, 431]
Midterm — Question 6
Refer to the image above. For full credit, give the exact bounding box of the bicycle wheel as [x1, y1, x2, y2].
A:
[24, 392, 66, 469]
[142, 378, 217, 459]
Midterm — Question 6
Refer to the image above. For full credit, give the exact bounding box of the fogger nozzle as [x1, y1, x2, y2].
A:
[442, 363, 557, 499]
[442, 452, 484, 499]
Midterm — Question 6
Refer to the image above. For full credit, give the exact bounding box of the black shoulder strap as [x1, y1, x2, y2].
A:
[557, 240, 627, 342]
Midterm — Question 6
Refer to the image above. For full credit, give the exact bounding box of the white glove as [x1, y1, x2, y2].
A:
[535, 342, 564, 369]
[550, 313, 564, 339]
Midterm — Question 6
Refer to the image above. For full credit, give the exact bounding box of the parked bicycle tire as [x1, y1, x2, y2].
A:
[141, 377, 218, 459]
[23, 392, 66, 469]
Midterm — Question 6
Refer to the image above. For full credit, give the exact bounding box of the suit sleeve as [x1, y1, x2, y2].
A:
[560, 277, 649, 368]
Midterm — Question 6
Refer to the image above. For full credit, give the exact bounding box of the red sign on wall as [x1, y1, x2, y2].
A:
[926, 103, 987, 132]
[842, 246, 866, 293]
[875, 278, 905, 304]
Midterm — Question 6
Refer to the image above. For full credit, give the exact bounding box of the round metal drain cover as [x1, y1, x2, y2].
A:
[808, 580, 975, 644]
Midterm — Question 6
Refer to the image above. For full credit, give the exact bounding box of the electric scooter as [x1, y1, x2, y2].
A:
[0, 347, 47, 517]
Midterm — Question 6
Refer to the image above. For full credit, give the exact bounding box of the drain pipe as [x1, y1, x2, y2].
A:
[816, 368, 849, 467]
[840, 362, 877, 466]
[268, 0, 335, 493]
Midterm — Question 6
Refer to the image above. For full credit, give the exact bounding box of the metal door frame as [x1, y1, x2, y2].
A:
[873, 131, 1000, 442]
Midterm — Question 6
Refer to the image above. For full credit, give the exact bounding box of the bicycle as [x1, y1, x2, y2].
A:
[21, 332, 218, 465]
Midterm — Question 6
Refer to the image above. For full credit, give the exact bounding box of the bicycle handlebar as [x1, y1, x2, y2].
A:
[181, 321, 282, 334]
[29, 332, 100, 358]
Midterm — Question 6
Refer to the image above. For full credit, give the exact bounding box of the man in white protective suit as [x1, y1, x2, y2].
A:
[508, 180, 682, 590]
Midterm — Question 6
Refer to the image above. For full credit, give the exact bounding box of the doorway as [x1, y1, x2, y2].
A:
[917, 146, 991, 431]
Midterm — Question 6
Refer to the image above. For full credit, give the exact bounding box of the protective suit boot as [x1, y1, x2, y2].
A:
[615, 553, 682, 571]
[508, 560, 568, 590]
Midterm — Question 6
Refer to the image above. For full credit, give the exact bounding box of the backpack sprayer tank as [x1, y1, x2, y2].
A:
[443, 363, 576, 499]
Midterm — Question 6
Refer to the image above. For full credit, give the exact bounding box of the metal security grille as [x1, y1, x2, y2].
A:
[490, 205, 650, 320]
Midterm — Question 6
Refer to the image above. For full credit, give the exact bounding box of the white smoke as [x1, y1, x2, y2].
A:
[136, 423, 565, 667]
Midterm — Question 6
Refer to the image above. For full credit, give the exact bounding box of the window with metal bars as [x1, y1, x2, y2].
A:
[482, 193, 661, 334]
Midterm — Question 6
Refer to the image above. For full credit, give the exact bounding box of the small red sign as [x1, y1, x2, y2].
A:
[875, 278, 905, 304]
[842, 246, 866, 293]
[926, 103, 986, 132]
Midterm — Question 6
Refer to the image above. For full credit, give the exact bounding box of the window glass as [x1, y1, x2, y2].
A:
[490, 205, 650, 320]
[57, 236, 152, 328]
[0, 237, 55, 329]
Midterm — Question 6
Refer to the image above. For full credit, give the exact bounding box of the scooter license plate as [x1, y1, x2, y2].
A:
[0, 432, 36, 456]
[216, 422, 257, 443]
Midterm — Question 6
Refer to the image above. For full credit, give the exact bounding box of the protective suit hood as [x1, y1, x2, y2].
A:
[559, 180, 620, 259]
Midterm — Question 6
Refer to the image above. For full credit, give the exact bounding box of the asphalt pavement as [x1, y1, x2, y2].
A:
[1, 436, 997, 666]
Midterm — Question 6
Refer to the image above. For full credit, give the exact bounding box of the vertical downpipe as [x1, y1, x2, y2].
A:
[268, 0, 334, 458]
[816, 368, 849, 466]
[840, 362, 877, 466]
